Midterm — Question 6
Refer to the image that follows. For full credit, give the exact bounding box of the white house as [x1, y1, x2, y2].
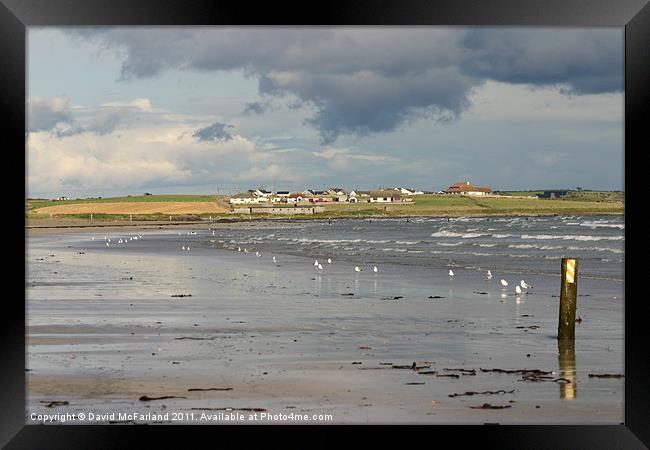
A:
[369, 190, 402, 203]
[230, 192, 270, 204]
[286, 193, 305, 204]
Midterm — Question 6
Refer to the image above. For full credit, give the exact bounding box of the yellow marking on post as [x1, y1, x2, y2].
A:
[566, 259, 576, 283]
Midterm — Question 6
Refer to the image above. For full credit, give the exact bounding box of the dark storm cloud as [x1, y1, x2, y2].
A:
[192, 122, 234, 142]
[461, 29, 623, 94]
[28, 97, 73, 132]
[71, 28, 622, 142]
[277, 68, 474, 143]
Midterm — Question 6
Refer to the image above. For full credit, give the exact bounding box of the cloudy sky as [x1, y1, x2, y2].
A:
[27, 27, 623, 198]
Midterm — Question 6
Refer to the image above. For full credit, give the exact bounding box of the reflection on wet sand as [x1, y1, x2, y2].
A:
[558, 339, 577, 399]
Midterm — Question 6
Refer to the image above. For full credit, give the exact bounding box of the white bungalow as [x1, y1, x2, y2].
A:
[369, 190, 402, 203]
[230, 192, 270, 204]
[286, 192, 306, 204]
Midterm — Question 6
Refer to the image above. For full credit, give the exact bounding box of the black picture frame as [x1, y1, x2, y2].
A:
[3, 0, 647, 447]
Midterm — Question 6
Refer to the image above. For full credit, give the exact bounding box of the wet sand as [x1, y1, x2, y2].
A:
[26, 226, 624, 424]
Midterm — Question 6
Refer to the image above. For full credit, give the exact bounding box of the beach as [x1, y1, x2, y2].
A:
[26, 215, 624, 424]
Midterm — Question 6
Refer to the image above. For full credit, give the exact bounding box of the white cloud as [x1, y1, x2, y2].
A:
[26, 109, 262, 196]
[100, 97, 152, 111]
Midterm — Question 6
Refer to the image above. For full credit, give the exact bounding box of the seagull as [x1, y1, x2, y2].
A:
[515, 285, 523, 295]
[182, 246, 186, 250]
[244, 248, 249, 253]
[272, 256, 277, 264]
[354, 266, 362, 272]
[106, 242, 110, 247]
[373, 266, 378, 273]
[500, 279, 508, 287]
[256, 252, 262, 257]
[187, 246, 190, 252]
[449, 269, 455, 278]
[91, 236, 95, 240]
[486, 270, 492, 280]
[327, 258, 332, 264]
[318, 263, 323, 270]
[108, 238, 111, 243]
[238, 247, 241, 252]
[520, 280, 531, 289]
[314, 260, 319, 266]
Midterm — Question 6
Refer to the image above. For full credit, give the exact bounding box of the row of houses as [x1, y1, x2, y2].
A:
[229, 187, 423, 205]
[229, 182, 494, 205]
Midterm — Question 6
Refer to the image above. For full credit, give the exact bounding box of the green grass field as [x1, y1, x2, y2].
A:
[311, 195, 623, 218]
[496, 190, 624, 202]
[27, 194, 220, 210]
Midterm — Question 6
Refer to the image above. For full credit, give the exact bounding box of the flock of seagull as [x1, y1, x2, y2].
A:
[98, 229, 533, 297]
[449, 268, 532, 295]
[99, 234, 143, 247]
[233, 241, 530, 296]
[233, 243, 381, 274]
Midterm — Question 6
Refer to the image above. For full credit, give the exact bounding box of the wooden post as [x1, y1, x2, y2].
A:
[90, 213, 93, 222]
[558, 258, 578, 340]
